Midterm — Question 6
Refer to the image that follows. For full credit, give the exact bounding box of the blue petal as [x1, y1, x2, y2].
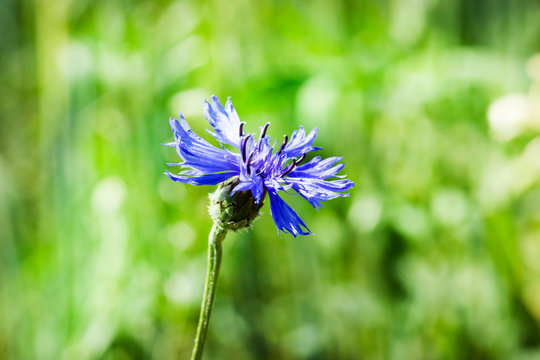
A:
[289, 156, 346, 179]
[165, 170, 236, 185]
[267, 188, 311, 237]
[169, 117, 240, 174]
[282, 126, 322, 158]
[250, 137, 274, 172]
[286, 178, 354, 209]
[203, 95, 242, 147]
[231, 181, 253, 193]
[232, 165, 265, 203]
[285, 157, 354, 209]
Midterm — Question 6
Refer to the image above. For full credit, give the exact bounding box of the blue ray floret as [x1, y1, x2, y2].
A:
[165, 95, 354, 236]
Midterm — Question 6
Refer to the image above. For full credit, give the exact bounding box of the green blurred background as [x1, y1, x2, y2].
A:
[2, 0, 540, 359]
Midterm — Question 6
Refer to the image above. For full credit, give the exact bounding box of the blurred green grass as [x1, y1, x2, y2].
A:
[2, 0, 540, 359]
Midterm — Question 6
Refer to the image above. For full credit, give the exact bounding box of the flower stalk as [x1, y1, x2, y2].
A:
[190, 223, 227, 360]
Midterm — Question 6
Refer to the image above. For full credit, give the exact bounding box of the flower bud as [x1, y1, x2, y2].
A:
[209, 177, 265, 231]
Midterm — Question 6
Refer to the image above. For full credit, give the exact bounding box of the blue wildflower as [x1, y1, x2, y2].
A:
[165, 95, 354, 236]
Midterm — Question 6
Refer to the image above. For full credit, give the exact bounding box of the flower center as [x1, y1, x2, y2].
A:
[239, 123, 307, 179]
[240, 134, 251, 163]
[239, 122, 246, 136]
[278, 135, 288, 154]
[280, 153, 306, 177]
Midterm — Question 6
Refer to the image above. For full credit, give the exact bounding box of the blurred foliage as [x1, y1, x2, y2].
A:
[2, 0, 540, 359]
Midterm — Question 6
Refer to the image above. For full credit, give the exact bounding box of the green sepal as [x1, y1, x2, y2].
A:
[209, 176, 265, 231]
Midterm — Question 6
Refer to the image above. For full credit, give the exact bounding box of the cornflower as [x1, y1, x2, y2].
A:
[164, 95, 354, 360]
[165, 95, 354, 236]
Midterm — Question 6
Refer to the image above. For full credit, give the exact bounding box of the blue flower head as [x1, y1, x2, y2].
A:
[165, 96, 354, 236]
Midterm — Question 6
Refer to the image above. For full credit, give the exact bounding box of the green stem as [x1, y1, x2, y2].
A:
[190, 223, 227, 360]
